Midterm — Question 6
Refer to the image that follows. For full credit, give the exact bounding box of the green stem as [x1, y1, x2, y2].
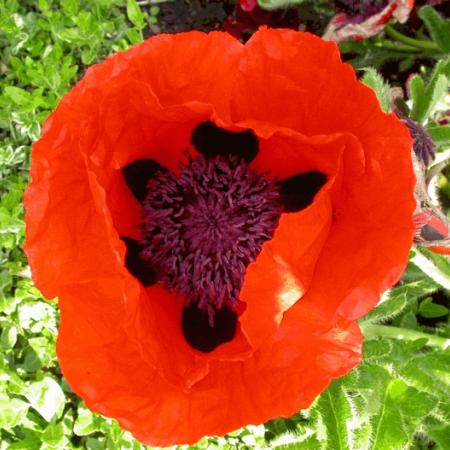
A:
[373, 40, 422, 53]
[361, 324, 450, 350]
[384, 25, 440, 51]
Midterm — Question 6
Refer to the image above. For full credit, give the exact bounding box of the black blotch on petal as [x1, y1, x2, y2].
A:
[278, 171, 328, 213]
[121, 236, 157, 286]
[420, 224, 446, 241]
[191, 121, 259, 163]
[181, 303, 237, 352]
[122, 159, 168, 203]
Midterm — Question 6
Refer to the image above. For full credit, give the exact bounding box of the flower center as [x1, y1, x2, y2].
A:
[140, 154, 282, 323]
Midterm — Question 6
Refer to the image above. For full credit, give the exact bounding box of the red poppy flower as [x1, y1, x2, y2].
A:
[24, 28, 415, 446]
[323, 0, 414, 42]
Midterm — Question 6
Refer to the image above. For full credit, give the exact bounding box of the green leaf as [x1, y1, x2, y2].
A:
[427, 124, 450, 145]
[419, 6, 450, 53]
[399, 311, 418, 329]
[313, 380, 350, 450]
[363, 339, 392, 361]
[126, 0, 145, 29]
[425, 422, 450, 450]
[419, 297, 449, 318]
[371, 379, 436, 450]
[271, 434, 321, 449]
[0, 321, 18, 349]
[410, 73, 448, 124]
[4, 86, 32, 105]
[24, 377, 65, 422]
[363, 292, 408, 324]
[257, 0, 305, 10]
[412, 249, 450, 290]
[41, 421, 65, 446]
[401, 351, 450, 398]
[74, 406, 102, 436]
[0, 396, 29, 429]
[86, 438, 105, 450]
[8, 429, 43, 450]
[361, 68, 391, 113]
[61, 0, 79, 15]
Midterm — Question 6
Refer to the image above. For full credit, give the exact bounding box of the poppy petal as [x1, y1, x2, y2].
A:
[232, 28, 415, 320]
[56, 278, 361, 447]
[190, 121, 259, 162]
[122, 158, 168, 203]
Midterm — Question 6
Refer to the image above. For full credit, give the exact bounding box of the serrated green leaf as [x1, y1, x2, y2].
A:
[401, 350, 450, 398]
[419, 5, 450, 53]
[395, 278, 439, 301]
[363, 292, 408, 324]
[271, 434, 321, 449]
[371, 379, 436, 450]
[361, 68, 391, 112]
[314, 380, 351, 450]
[363, 339, 392, 360]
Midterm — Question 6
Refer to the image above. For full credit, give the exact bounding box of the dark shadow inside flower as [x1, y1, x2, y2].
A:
[191, 121, 259, 162]
[122, 158, 168, 203]
[278, 171, 328, 213]
[182, 302, 238, 352]
[121, 237, 158, 286]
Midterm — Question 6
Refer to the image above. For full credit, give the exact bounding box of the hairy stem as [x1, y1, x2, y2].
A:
[361, 324, 450, 350]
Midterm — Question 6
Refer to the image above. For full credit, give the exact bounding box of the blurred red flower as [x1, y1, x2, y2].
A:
[24, 29, 415, 446]
[324, 0, 415, 42]
[224, 1, 300, 40]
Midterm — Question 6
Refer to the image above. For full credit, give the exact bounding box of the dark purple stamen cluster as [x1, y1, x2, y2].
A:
[140, 154, 282, 323]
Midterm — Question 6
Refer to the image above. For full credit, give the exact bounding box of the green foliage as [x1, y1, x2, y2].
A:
[361, 68, 391, 113]
[264, 256, 450, 450]
[419, 5, 450, 54]
[1, 1, 449, 450]
[410, 59, 450, 124]
[427, 125, 450, 146]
